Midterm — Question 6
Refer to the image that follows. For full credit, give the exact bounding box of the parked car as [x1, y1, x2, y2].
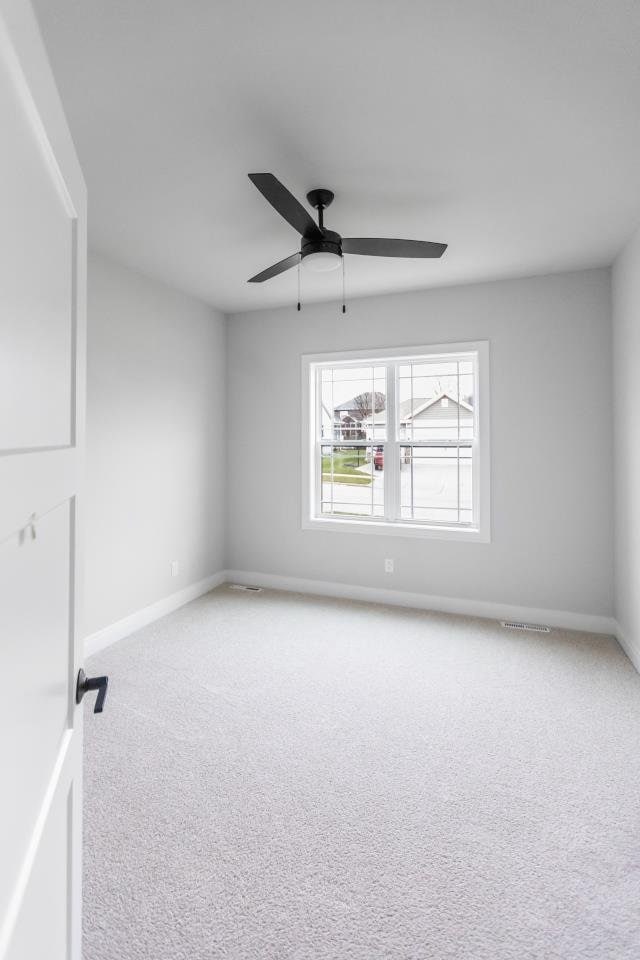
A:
[374, 446, 384, 470]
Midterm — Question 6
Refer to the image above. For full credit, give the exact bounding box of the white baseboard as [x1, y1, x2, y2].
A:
[84, 571, 226, 657]
[225, 569, 617, 636]
[84, 567, 622, 662]
[614, 621, 640, 673]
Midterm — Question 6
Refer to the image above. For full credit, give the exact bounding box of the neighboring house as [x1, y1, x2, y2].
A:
[333, 398, 365, 421]
[400, 393, 474, 440]
[321, 401, 366, 440]
[321, 402, 334, 439]
[336, 414, 364, 440]
[329, 392, 474, 442]
[361, 393, 474, 441]
[332, 397, 376, 440]
[330, 392, 474, 440]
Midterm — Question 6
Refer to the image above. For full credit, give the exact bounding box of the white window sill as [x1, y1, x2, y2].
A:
[302, 516, 490, 542]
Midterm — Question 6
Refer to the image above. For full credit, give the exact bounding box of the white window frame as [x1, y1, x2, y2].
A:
[301, 341, 490, 542]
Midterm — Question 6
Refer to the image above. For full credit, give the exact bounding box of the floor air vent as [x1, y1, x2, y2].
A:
[500, 620, 550, 633]
[229, 583, 263, 593]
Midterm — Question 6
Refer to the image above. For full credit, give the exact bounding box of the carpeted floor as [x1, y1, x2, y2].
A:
[83, 586, 640, 959]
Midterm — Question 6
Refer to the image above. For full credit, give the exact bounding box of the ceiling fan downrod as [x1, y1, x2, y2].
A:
[306, 188, 334, 232]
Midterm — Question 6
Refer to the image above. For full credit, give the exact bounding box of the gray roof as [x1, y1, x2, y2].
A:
[334, 398, 364, 412]
[334, 396, 429, 420]
[361, 393, 474, 426]
[399, 397, 430, 420]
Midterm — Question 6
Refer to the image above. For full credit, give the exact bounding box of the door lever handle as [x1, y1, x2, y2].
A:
[76, 669, 109, 714]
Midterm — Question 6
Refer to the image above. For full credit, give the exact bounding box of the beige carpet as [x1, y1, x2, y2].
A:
[83, 586, 640, 959]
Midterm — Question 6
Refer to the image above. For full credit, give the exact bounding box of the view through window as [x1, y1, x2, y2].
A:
[309, 346, 485, 534]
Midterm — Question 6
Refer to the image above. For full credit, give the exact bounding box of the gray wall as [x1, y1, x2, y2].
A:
[613, 227, 640, 661]
[227, 268, 613, 617]
[85, 252, 226, 636]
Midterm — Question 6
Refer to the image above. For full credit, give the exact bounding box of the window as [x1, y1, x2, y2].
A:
[302, 342, 490, 541]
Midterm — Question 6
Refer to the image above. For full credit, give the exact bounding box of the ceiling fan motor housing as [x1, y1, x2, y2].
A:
[301, 228, 342, 261]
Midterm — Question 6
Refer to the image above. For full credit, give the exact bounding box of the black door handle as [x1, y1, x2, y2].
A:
[76, 669, 109, 714]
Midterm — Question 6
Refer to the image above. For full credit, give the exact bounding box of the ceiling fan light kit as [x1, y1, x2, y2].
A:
[303, 251, 341, 272]
[247, 173, 447, 309]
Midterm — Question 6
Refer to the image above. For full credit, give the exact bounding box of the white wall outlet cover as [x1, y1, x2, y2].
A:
[170, 560, 179, 577]
[384, 559, 394, 573]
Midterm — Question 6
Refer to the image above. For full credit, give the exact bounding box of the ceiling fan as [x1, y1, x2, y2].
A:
[247, 173, 447, 283]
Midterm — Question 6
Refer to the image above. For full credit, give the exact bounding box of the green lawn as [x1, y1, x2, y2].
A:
[322, 450, 372, 485]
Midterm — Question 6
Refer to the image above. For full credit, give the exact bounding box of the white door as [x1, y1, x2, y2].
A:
[0, 0, 87, 957]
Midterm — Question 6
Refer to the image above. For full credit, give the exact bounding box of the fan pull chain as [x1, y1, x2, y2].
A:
[297, 260, 301, 312]
[341, 255, 346, 313]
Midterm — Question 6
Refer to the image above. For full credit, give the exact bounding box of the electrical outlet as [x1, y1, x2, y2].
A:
[170, 560, 179, 577]
[384, 558, 394, 574]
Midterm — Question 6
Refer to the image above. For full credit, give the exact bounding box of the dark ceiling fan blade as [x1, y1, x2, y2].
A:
[248, 252, 301, 283]
[249, 173, 323, 239]
[342, 238, 447, 258]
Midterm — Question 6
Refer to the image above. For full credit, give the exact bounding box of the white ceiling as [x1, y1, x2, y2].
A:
[35, 0, 640, 314]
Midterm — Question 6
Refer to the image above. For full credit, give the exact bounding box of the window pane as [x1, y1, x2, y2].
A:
[460, 445, 473, 513]
[398, 359, 474, 442]
[400, 445, 473, 524]
[371, 368, 387, 440]
[320, 380, 334, 440]
[320, 444, 384, 518]
[408, 361, 458, 378]
[318, 366, 386, 443]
